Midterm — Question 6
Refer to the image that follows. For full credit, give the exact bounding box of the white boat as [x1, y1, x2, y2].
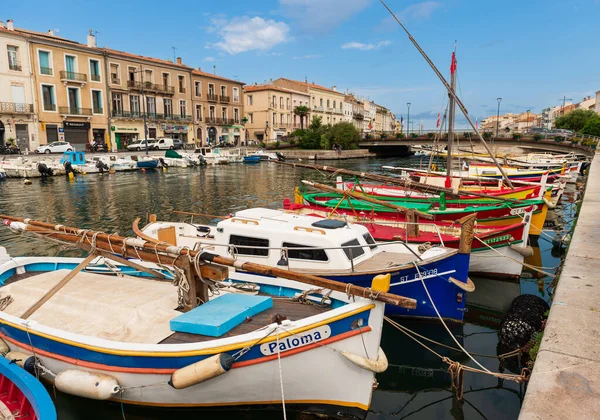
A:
[91, 155, 138, 172]
[193, 147, 229, 165]
[0, 157, 64, 178]
[247, 149, 284, 161]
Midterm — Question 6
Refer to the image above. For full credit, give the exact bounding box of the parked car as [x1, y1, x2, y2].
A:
[527, 127, 550, 134]
[127, 139, 157, 151]
[153, 138, 175, 150]
[172, 139, 184, 150]
[35, 141, 74, 154]
[551, 129, 574, 138]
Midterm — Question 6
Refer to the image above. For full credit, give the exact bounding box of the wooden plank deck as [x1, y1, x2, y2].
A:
[159, 299, 329, 344]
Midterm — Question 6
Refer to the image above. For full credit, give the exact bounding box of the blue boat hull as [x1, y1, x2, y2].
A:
[243, 156, 261, 164]
[137, 160, 158, 169]
[325, 252, 470, 321]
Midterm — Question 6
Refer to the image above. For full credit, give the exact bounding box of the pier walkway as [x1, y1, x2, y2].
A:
[520, 152, 600, 419]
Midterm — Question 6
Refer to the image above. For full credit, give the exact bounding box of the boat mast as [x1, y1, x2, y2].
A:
[446, 49, 457, 185]
[379, 0, 514, 188]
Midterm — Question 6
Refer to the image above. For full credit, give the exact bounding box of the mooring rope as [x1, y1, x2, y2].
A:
[275, 330, 287, 420]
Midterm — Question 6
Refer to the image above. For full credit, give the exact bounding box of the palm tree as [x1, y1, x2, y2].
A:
[294, 105, 310, 130]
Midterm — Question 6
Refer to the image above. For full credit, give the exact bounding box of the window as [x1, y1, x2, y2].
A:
[362, 233, 378, 250]
[7, 46, 20, 71]
[341, 239, 365, 260]
[221, 107, 227, 120]
[280, 97, 283, 108]
[209, 106, 215, 119]
[91, 90, 103, 114]
[220, 85, 226, 96]
[287, 98, 290, 109]
[89, 59, 100, 81]
[65, 55, 76, 77]
[272, 112, 276, 124]
[146, 97, 156, 115]
[327, 99, 330, 108]
[128, 67, 136, 82]
[287, 114, 290, 124]
[38, 50, 52, 75]
[247, 95, 253, 105]
[233, 87, 239, 102]
[179, 100, 187, 117]
[41, 85, 55, 111]
[112, 93, 122, 113]
[248, 113, 253, 124]
[283, 242, 328, 262]
[164, 98, 172, 117]
[162, 73, 169, 87]
[320, 98, 323, 107]
[110, 63, 120, 84]
[144, 69, 152, 83]
[208, 84, 215, 95]
[195, 81, 201, 97]
[333, 101, 336, 109]
[280, 114, 283, 125]
[196, 104, 202, 121]
[130, 95, 140, 116]
[229, 235, 269, 256]
[234, 108, 239, 123]
[178, 75, 185, 93]
[272, 96, 277, 108]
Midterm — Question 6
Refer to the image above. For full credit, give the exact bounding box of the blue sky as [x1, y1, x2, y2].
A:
[6, 0, 600, 128]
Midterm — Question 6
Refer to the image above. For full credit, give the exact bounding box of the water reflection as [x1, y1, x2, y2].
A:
[0, 157, 567, 419]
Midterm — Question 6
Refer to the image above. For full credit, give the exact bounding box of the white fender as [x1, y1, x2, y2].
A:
[170, 353, 234, 389]
[542, 197, 556, 209]
[55, 369, 120, 400]
[0, 338, 8, 356]
[5, 351, 35, 370]
[342, 347, 388, 373]
[510, 244, 534, 257]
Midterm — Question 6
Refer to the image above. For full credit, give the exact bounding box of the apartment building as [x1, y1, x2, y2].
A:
[243, 83, 309, 141]
[191, 69, 245, 145]
[0, 21, 37, 150]
[273, 78, 346, 126]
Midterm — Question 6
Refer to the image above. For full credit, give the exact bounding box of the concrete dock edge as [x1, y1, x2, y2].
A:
[519, 153, 600, 419]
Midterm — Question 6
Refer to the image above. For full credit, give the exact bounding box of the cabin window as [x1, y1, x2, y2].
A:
[341, 239, 365, 260]
[229, 235, 269, 256]
[282, 242, 328, 262]
[362, 233, 378, 250]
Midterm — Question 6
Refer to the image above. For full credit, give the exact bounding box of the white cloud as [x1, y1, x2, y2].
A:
[208, 16, 290, 54]
[204, 57, 216, 62]
[259, 52, 284, 56]
[279, 0, 372, 32]
[341, 40, 391, 51]
[293, 54, 322, 60]
[399, 1, 442, 21]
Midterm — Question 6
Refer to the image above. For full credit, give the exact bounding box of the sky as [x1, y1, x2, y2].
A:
[5, 0, 600, 128]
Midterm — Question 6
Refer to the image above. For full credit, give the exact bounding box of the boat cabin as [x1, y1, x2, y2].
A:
[59, 151, 86, 165]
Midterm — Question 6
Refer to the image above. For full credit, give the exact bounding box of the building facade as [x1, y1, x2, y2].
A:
[192, 69, 245, 146]
[0, 21, 37, 150]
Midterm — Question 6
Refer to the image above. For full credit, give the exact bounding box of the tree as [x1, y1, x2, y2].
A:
[581, 115, 600, 137]
[555, 109, 596, 132]
[297, 116, 327, 149]
[294, 105, 310, 130]
[325, 122, 361, 150]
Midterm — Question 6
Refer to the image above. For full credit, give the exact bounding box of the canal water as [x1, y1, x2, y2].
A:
[0, 156, 571, 419]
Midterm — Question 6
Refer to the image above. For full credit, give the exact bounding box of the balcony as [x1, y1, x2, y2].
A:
[40, 67, 53, 76]
[207, 93, 218, 102]
[172, 115, 192, 123]
[327, 107, 334, 113]
[220, 95, 230, 103]
[179, 87, 186, 94]
[91, 74, 101, 82]
[0, 102, 34, 114]
[110, 74, 121, 85]
[112, 110, 144, 119]
[8, 61, 22, 71]
[196, 116, 203, 122]
[334, 109, 344, 115]
[59, 106, 92, 117]
[206, 116, 218, 124]
[314, 106, 324, 112]
[127, 80, 175, 95]
[353, 112, 365, 120]
[60, 71, 88, 85]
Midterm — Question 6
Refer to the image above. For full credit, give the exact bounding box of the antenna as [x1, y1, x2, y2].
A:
[558, 96, 573, 116]
[172, 46, 177, 62]
[94, 30, 101, 46]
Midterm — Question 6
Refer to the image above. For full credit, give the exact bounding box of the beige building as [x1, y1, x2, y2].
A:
[243, 83, 309, 141]
[0, 21, 37, 150]
[191, 69, 245, 145]
[273, 78, 346, 126]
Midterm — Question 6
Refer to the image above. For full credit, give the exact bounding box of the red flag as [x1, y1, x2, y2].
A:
[450, 52, 457, 74]
[436, 113, 441, 128]
[476, 119, 479, 129]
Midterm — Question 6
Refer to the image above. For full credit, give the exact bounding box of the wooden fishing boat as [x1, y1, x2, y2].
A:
[293, 186, 549, 236]
[0, 353, 56, 419]
[282, 200, 533, 280]
[0, 216, 417, 419]
[137, 208, 475, 321]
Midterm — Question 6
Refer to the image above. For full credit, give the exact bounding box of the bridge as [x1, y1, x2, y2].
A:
[358, 137, 595, 157]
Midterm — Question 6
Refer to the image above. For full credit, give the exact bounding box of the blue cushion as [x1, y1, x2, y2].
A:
[170, 294, 273, 337]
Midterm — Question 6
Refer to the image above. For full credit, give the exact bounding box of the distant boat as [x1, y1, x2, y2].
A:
[243, 155, 261, 164]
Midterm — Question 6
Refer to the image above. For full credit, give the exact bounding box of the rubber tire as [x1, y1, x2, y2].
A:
[169, 146, 174, 150]
[66, 148, 72, 152]
[45, 149, 51, 154]
[137, 147, 141, 151]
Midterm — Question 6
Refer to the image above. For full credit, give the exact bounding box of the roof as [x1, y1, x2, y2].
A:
[275, 78, 344, 95]
[192, 69, 244, 85]
[244, 83, 307, 95]
[103, 47, 190, 69]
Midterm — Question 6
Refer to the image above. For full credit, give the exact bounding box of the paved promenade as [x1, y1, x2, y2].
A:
[520, 152, 600, 419]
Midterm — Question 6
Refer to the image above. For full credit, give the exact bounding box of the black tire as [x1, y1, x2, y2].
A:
[44, 149, 51, 154]
[137, 147, 141, 151]
[66, 148, 73, 152]
[169, 146, 174, 150]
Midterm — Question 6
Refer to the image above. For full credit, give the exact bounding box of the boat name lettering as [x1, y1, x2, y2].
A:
[259, 326, 331, 355]
[396, 268, 438, 283]
[510, 205, 537, 215]
[483, 234, 514, 244]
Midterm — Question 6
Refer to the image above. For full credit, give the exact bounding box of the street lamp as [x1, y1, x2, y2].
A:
[526, 109, 530, 132]
[496, 98, 502, 138]
[407, 103, 411, 136]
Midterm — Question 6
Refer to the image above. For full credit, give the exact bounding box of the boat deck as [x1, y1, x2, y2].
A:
[160, 299, 329, 344]
[293, 251, 417, 275]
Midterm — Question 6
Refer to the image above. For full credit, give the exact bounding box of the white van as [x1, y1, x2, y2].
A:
[153, 138, 174, 150]
[127, 139, 157, 151]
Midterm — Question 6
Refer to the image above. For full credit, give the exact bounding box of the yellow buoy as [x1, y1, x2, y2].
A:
[169, 353, 234, 389]
[68, 172, 75, 181]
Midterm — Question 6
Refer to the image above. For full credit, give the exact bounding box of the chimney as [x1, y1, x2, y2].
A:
[213, 65, 216, 75]
[332, 85, 337, 91]
[269, 78, 273, 83]
[6, 19, 14, 31]
[176, 57, 182, 65]
[197, 66, 202, 71]
[47, 29, 54, 36]
[87, 29, 96, 48]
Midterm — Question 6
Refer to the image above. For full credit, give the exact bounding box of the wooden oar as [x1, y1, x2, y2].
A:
[21, 254, 97, 319]
[301, 180, 434, 220]
[0, 215, 417, 309]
